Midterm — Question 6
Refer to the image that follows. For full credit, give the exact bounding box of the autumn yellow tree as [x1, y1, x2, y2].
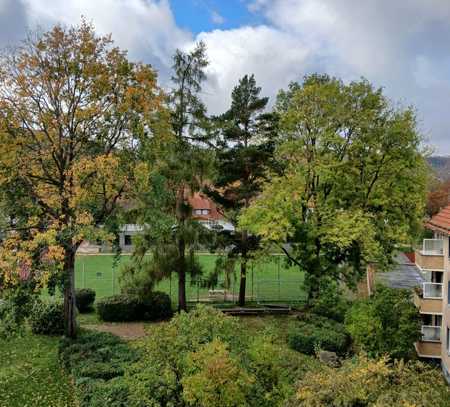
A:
[0, 21, 167, 337]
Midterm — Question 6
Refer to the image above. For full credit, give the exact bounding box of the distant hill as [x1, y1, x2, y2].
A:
[428, 156, 450, 181]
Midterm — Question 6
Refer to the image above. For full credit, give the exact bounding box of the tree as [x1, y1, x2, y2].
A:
[345, 286, 421, 360]
[206, 74, 278, 306]
[0, 21, 166, 337]
[241, 74, 428, 301]
[127, 42, 211, 311]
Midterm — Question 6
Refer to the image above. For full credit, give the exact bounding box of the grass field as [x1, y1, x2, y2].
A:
[74, 254, 306, 304]
[0, 334, 75, 407]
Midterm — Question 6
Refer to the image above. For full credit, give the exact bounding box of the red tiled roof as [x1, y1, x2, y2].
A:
[188, 193, 223, 221]
[426, 204, 450, 234]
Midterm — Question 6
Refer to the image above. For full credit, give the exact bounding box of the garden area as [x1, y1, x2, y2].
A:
[2, 285, 450, 407]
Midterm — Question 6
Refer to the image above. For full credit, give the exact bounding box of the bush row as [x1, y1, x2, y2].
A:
[96, 291, 172, 322]
[59, 330, 139, 407]
[288, 314, 350, 355]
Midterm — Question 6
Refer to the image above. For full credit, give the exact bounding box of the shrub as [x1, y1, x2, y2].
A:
[29, 299, 65, 335]
[75, 288, 96, 313]
[288, 315, 350, 355]
[59, 330, 139, 407]
[97, 291, 172, 322]
[288, 355, 450, 406]
[345, 285, 421, 359]
[311, 277, 350, 322]
[96, 295, 140, 322]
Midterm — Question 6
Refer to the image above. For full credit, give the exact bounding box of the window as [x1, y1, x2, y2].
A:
[201, 209, 210, 215]
[124, 235, 132, 246]
[194, 209, 210, 215]
[447, 327, 450, 354]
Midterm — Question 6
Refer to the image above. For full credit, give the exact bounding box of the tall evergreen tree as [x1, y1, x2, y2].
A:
[127, 42, 211, 312]
[207, 74, 278, 306]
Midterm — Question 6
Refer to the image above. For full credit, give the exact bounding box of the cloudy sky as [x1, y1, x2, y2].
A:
[1, 0, 450, 153]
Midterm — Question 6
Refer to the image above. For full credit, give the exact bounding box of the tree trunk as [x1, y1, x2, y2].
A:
[238, 230, 248, 306]
[178, 236, 187, 312]
[238, 258, 247, 306]
[63, 246, 77, 338]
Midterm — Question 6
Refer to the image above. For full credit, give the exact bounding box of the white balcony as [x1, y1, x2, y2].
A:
[423, 282, 443, 299]
[421, 325, 441, 342]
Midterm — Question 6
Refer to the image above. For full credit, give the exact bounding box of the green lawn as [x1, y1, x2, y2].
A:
[74, 254, 306, 304]
[0, 334, 75, 407]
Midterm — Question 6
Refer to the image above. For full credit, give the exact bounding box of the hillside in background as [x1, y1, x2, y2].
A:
[428, 156, 450, 181]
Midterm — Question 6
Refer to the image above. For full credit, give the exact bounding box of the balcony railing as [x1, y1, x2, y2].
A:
[423, 282, 443, 299]
[421, 239, 444, 255]
[421, 325, 441, 342]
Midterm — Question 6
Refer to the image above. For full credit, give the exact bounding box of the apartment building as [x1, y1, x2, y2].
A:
[413, 204, 450, 383]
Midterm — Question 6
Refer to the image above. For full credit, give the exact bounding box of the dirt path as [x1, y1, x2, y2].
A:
[84, 322, 147, 340]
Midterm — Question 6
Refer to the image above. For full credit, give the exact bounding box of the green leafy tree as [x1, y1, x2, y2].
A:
[207, 74, 278, 305]
[345, 286, 421, 359]
[241, 74, 428, 301]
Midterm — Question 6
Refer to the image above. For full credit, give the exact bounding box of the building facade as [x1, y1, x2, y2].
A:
[413, 204, 450, 382]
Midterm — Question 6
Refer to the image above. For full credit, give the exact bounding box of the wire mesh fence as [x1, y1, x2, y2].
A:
[74, 254, 307, 305]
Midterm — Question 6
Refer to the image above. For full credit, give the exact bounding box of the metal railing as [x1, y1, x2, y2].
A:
[421, 325, 441, 342]
[423, 282, 443, 299]
[422, 239, 444, 255]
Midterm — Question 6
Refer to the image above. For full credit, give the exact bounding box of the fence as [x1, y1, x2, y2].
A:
[74, 254, 307, 305]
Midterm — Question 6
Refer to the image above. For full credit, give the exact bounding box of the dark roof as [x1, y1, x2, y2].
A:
[376, 253, 425, 289]
[427, 204, 450, 234]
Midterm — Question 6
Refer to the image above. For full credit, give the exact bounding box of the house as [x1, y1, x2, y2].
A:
[77, 192, 233, 254]
[387, 204, 450, 383]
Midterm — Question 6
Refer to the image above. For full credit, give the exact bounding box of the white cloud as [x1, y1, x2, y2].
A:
[210, 10, 224, 25]
[21, 0, 192, 76]
[196, 25, 310, 114]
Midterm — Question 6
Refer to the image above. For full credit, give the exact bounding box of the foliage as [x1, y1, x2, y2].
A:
[205, 74, 279, 305]
[241, 74, 428, 300]
[128, 42, 212, 311]
[96, 291, 172, 322]
[288, 315, 350, 355]
[59, 330, 139, 407]
[0, 286, 36, 338]
[29, 299, 65, 335]
[75, 288, 96, 313]
[345, 285, 421, 359]
[0, 333, 75, 407]
[0, 20, 168, 336]
[310, 277, 350, 322]
[289, 355, 450, 407]
[182, 339, 254, 407]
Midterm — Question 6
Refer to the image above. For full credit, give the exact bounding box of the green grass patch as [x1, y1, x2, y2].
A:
[0, 333, 75, 407]
[72, 253, 306, 304]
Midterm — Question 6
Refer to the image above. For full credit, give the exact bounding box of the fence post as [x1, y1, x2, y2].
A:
[278, 256, 281, 301]
[82, 261, 86, 289]
[112, 265, 115, 295]
[197, 279, 200, 302]
[251, 262, 254, 302]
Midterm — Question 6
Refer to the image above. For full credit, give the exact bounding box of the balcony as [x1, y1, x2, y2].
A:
[415, 341, 441, 358]
[413, 283, 443, 314]
[415, 239, 444, 270]
[421, 325, 441, 342]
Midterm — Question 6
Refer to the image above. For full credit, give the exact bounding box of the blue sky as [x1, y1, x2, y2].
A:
[171, 0, 264, 33]
[1, 0, 450, 154]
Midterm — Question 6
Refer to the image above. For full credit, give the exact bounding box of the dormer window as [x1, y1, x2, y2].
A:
[194, 209, 210, 215]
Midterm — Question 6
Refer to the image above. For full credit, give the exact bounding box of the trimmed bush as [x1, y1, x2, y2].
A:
[288, 315, 350, 355]
[75, 288, 96, 313]
[29, 299, 65, 335]
[97, 291, 172, 322]
[96, 295, 140, 322]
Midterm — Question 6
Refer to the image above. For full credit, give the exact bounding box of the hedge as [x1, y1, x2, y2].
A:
[29, 299, 65, 335]
[75, 288, 96, 313]
[288, 315, 350, 356]
[96, 291, 172, 322]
